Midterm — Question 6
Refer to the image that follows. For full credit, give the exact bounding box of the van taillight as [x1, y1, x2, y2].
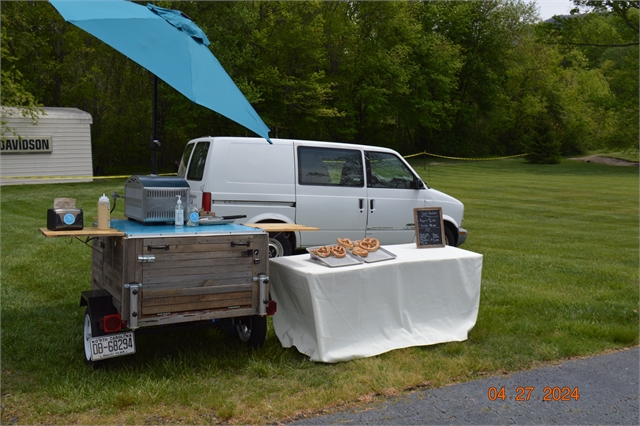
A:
[202, 192, 211, 212]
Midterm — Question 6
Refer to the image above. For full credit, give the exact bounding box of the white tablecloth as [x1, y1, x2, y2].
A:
[269, 244, 483, 363]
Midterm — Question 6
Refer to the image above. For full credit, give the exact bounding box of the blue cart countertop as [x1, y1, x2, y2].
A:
[39, 219, 265, 239]
[40, 220, 316, 239]
[110, 219, 265, 238]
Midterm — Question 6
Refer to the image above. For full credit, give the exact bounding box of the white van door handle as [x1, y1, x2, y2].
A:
[370, 199, 375, 212]
[359, 198, 364, 212]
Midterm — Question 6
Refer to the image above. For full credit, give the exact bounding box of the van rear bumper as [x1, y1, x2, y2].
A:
[457, 227, 468, 246]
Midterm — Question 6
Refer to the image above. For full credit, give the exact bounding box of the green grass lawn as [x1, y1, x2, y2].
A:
[1, 159, 638, 424]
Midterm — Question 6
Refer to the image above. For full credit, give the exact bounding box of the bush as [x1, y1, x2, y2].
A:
[525, 118, 562, 164]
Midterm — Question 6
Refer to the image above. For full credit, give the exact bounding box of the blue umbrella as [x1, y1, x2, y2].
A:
[50, 0, 272, 174]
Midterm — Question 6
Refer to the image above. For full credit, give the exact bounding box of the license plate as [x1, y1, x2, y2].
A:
[90, 332, 136, 360]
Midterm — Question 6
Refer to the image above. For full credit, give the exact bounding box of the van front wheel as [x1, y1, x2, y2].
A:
[445, 227, 455, 246]
[268, 232, 292, 257]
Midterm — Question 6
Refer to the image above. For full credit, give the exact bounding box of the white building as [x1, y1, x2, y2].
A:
[1, 107, 93, 185]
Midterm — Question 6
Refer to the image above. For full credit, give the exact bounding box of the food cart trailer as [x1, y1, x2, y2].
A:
[40, 176, 283, 367]
[41, 219, 274, 367]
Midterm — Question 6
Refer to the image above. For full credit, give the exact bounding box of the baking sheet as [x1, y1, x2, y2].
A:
[306, 246, 364, 267]
[197, 216, 236, 225]
[353, 246, 397, 263]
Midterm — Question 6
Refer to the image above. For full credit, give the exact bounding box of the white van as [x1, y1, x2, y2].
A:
[177, 137, 467, 257]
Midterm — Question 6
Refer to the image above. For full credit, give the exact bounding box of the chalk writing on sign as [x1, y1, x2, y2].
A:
[413, 207, 445, 248]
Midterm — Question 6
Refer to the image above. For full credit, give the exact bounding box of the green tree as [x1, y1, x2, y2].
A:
[248, 1, 335, 139]
[491, 36, 615, 162]
[1, 4, 44, 134]
[317, 1, 462, 153]
[5, 0, 631, 171]
[417, 0, 539, 156]
[573, 0, 639, 34]
[537, 2, 639, 152]
[336, 1, 424, 148]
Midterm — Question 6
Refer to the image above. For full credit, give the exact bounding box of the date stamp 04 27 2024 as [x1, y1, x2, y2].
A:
[487, 386, 580, 402]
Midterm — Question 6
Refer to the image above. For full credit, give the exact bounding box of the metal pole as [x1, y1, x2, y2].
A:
[150, 75, 158, 175]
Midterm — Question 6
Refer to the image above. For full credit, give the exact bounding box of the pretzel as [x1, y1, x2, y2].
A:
[312, 246, 332, 258]
[330, 245, 347, 258]
[358, 237, 380, 252]
[351, 246, 369, 257]
[336, 238, 355, 250]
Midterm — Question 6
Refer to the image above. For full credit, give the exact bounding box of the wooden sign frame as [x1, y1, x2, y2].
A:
[413, 207, 445, 248]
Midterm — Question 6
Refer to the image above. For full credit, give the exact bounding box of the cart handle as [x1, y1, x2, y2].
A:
[147, 244, 169, 251]
[231, 240, 251, 247]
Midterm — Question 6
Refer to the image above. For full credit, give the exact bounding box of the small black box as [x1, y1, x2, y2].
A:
[47, 208, 84, 231]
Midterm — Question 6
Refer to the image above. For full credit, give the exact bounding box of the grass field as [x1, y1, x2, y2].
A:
[1, 158, 638, 424]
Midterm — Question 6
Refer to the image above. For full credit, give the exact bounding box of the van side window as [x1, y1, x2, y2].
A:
[187, 142, 210, 181]
[298, 146, 363, 187]
[177, 143, 195, 178]
[366, 151, 416, 189]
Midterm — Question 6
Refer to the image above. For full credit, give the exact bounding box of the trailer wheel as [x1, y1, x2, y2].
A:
[83, 308, 104, 369]
[236, 315, 267, 348]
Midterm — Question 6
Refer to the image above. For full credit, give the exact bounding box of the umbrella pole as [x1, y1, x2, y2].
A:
[150, 75, 159, 175]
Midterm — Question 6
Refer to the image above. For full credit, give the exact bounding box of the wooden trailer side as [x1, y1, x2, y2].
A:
[136, 233, 268, 320]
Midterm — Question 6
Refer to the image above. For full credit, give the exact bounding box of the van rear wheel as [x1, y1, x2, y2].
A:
[268, 232, 292, 257]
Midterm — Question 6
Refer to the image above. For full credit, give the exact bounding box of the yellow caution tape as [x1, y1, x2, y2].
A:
[404, 151, 528, 161]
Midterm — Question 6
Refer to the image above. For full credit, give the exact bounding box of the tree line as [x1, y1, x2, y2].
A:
[1, 0, 637, 173]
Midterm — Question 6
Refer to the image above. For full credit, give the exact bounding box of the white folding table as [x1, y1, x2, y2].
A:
[269, 244, 483, 363]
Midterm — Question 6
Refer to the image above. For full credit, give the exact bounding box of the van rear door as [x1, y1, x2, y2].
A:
[177, 140, 210, 208]
[295, 145, 367, 246]
[180, 138, 296, 220]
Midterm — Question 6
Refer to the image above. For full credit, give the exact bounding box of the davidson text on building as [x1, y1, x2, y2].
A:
[1, 136, 53, 153]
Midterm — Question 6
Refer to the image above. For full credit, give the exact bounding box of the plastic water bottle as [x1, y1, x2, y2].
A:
[175, 195, 184, 227]
[97, 193, 110, 229]
[186, 196, 199, 227]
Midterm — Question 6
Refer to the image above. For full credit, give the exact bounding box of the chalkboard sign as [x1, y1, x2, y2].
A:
[413, 207, 445, 248]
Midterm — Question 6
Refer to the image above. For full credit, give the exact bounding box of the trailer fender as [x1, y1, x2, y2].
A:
[79, 289, 117, 320]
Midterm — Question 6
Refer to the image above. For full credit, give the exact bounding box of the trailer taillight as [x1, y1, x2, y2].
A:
[101, 314, 123, 333]
[266, 300, 277, 316]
